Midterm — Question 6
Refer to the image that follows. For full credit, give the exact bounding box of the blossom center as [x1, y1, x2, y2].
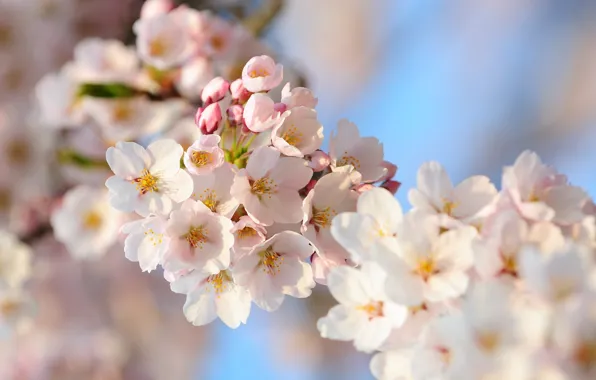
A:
[6, 139, 30, 165]
[0, 25, 12, 47]
[144, 228, 164, 246]
[135, 169, 159, 194]
[258, 246, 283, 275]
[248, 68, 270, 78]
[149, 37, 167, 57]
[207, 270, 232, 294]
[408, 303, 428, 315]
[112, 102, 133, 122]
[415, 257, 439, 281]
[500, 253, 518, 277]
[0, 299, 19, 317]
[528, 190, 541, 202]
[82, 210, 103, 230]
[336, 154, 361, 170]
[237, 227, 258, 239]
[191, 151, 214, 168]
[476, 331, 500, 353]
[250, 177, 276, 198]
[185, 225, 208, 249]
[281, 125, 303, 146]
[436, 346, 452, 365]
[441, 199, 458, 216]
[311, 206, 335, 229]
[199, 189, 219, 212]
[357, 301, 384, 320]
[573, 340, 596, 369]
[210, 35, 225, 51]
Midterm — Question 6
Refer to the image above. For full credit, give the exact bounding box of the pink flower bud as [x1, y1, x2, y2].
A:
[194, 106, 203, 126]
[140, 0, 174, 19]
[201, 76, 230, 105]
[381, 180, 401, 195]
[273, 102, 287, 114]
[198, 103, 222, 134]
[230, 79, 251, 103]
[227, 104, 244, 127]
[378, 161, 398, 182]
[354, 183, 374, 194]
[308, 150, 330, 172]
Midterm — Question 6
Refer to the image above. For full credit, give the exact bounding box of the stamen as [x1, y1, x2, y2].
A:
[336, 152, 361, 170]
[149, 37, 167, 57]
[199, 189, 219, 213]
[414, 257, 439, 281]
[112, 102, 133, 122]
[134, 169, 159, 194]
[356, 301, 384, 320]
[311, 206, 335, 229]
[237, 227, 257, 239]
[143, 228, 164, 246]
[442, 199, 458, 216]
[258, 246, 283, 275]
[185, 225, 208, 249]
[500, 254, 518, 277]
[0, 299, 20, 317]
[281, 125, 303, 146]
[476, 331, 499, 353]
[82, 210, 103, 230]
[248, 68, 270, 78]
[250, 178, 276, 198]
[207, 270, 232, 294]
[191, 151, 214, 168]
[573, 341, 596, 370]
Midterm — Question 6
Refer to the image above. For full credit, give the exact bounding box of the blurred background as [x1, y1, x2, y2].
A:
[1, 0, 596, 379]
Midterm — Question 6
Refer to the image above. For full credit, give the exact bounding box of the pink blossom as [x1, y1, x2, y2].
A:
[307, 150, 331, 172]
[175, 57, 214, 100]
[226, 104, 244, 127]
[281, 83, 318, 109]
[197, 102, 222, 134]
[230, 146, 312, 226]
[241, 55, 283, 93]
[271, 107, 324, 157]
[231, 79, 251, 103]
[201, 77, 230, 105]
[243, 93, 283, 133]
[183, 135, 224, 175]
[231, 216, 267, 261]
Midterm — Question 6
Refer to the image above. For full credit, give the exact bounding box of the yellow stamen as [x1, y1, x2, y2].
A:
[476, 331, 499, 353]
[210, 35, 225, 51]
[415, 257, 439, 281]
[311, 206, 335, 229]
[207, 270, 232, 294]
[0, 299, 20, 317]
[6, 139, 30, 164]
[143, 228, 164, 246]
[0, 25, 12, 47]
[408, 303, 428, 315]
[149, 37, 167, 57]
[185, 225, 208, 249]
[500, 254, 518, 277]
[134, 169, 159, 194]
[573, 341, 596, 369]
[259, 246, 283, 275]
[112, 102, 133, 122]
[250, 178, 276, 198]
[191, 151, 214, 168]
[281, 125, 303, 146]
[442, 199, 458, 216]
[356, 301, 384, 319]
[248, 68, 270, 78]
[336, 153, 361, 170]
[199, 189, 219, 213]
[237, 227, 258, 239]
[82, 210, 103, 230]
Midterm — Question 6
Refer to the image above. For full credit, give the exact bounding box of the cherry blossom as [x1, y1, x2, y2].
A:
[231, 146, 312, 226]
[0, 287, 35, 339]
[164, 199, 234, 274]
[230, 216, 266, 260]
[105, 139, 193, 217]
[121, 216, 170, 273]
[317, 262, 408, 353]
[243, 93, 283, 133]
[271, 106, 323, 157]
[51, 186, 121, 259]
[0, 231, 31, 289]
[241, 55, 283, 93]
[189, 163, 238, 217]
[183, 134, 224, 176]
[233, 231, 315, 311]
[71, 38, 140, 84]
[281, 83, 318, 109]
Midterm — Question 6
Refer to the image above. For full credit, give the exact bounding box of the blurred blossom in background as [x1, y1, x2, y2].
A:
[0, 0, 595, 379]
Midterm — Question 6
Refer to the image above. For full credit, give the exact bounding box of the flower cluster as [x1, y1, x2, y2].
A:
[319, 151, 596, 380]
[105, 52, 399, 328]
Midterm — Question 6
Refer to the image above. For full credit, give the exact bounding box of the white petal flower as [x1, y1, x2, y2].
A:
[71, 38, 140, 84]
[317, 262, 408, 353]
[183, 135, 225, 176]
[51, 186, 121, 259]
[121, 216, 170, 272]
[171, 269, 251, 329]
[230, 216, 266, 261]
[35, 67, 83, 129]
[329, 119, 386, 183]
[408, 161, 497, 225]
[190, 163, 238, 217]
[164, 199, 234, 274]
[0, 287, 35, 339]
[331, 187, 402, 263]
[0, 231, 31, 289]
[502, 150, 588, 225]
[271, 107, 323, 157]
[105, 139, 194, 217]
[370, 349, 414, 380]
[233, 231, 315, 311]
[230, 146, 312, 226]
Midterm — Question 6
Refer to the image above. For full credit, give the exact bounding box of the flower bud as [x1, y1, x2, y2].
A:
[201, 76, 230, 105]
[198, 103, 222, 134]
[308, 150, 330, 172]
[273, 102, 287, 114]
[381, 180, 401, 195]
[354, 183, 374, 194]
[227, 104, 244, 127]
[194, 106, 203, 126]
[230, 79, 251, 103]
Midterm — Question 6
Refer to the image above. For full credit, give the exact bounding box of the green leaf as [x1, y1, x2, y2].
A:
[57, 149, 109, 169]
[77, 83, 138, 99]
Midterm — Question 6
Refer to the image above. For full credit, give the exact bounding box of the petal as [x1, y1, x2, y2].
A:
[167, 169, 194, 203]
[357, 188, 403, 234]
[271, 231, 314, 259]
[417, 161, 453, 210]
[451, 175, 497, 219]
[426, 271, 470, 301]
[354, 317, 393, 353]
[107, 142, 150, 178]
[216, 285, 252, 329]
[269, 157, 313, 189]
[317, 304, 365, 342]
[327, 265, 371, 306]
[147, 139, 184, 175]
[246, 146, 280, 179]
[183, 291, 218, 326]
